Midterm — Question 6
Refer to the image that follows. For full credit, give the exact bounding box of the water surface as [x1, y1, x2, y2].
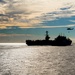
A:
[0, 43, 75, 75]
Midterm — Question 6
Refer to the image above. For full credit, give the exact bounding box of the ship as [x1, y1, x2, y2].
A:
[26, 31, 72, 46]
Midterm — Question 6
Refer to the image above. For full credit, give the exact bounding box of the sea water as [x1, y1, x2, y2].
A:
[0, 43, 75, 75]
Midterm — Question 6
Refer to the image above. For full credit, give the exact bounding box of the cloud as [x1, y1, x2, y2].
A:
[70, 20, 75, 23]
[0, 33, 32, 37]
[40, 16, 75, 27]
[0, 0, 75, 28]
[0, 0, 6, 3]
[40, 24, 75, 28]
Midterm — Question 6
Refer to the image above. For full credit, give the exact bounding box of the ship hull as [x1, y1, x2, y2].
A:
[26, 40, 72, 46]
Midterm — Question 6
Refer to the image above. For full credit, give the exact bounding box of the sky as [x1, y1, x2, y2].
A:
[0, 0, 75, 42]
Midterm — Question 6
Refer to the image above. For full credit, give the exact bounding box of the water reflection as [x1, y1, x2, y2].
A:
[0, 44, 75, 75]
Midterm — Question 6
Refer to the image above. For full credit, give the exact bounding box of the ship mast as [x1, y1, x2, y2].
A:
[45, 31, 50, 41]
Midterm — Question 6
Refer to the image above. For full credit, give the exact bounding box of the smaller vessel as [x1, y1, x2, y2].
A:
[26, 31, 72, 46]
[67, 27, 74, 30]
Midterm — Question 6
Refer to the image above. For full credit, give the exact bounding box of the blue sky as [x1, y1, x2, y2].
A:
[0, 0, 75, 42]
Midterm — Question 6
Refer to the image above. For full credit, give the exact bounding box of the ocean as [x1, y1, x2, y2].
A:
[0, 43, 75, 75]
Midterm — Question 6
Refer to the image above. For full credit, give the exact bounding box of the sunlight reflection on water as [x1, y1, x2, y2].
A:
[0, 44, 75, 75]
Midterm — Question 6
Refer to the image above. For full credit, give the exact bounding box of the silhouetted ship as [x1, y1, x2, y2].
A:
[26, 31, 72, 46]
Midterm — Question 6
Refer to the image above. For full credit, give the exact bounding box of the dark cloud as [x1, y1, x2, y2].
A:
[60, 6, 72, 10]
[0, 0, 17, 4]
[0, 14, 8, 16]
[0, 14, 10, 23]
[0, 0, 6, 3]
[0, 18, 9, 21]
